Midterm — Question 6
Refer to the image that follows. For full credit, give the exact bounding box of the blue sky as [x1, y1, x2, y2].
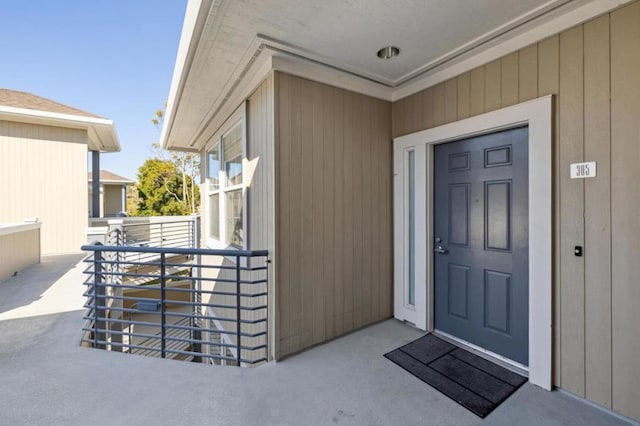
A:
[0, 0, 188, 180]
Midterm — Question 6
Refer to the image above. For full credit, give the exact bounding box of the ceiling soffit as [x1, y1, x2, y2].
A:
[164, 0, 630, 150]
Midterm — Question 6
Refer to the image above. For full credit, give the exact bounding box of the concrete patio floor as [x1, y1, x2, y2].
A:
[0, 255, 634, 425]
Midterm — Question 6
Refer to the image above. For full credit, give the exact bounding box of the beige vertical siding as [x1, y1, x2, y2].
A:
[246, 74, 277, 359]
[195, 76, 276, 364]
[391, 3, 640, 420]
[610, 3, 640, 420]
[103, 185, 123, 216]
[0, 121, 88, 254]
[583, 14, 612, 409]
[274, 72, 392, 358]
[0, 227, 40, 281]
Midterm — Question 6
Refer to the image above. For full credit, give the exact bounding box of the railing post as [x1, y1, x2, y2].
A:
[191, 215, 200, 249]
[236, 255, 241, 366]
[107, 219, 124, 352]
[160, 252, 166, 359]
[107, 219, 124, 247]
[265, 256, 270, 363]
[94, 249, 106, 350]
[191, 215, 202, 362]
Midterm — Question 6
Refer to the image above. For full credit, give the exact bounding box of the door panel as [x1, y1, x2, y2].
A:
[485, 180, 511, 251]
[448, 184, 470, 246]
[447, 264, 470, 319]
[434, 127, 529, 365]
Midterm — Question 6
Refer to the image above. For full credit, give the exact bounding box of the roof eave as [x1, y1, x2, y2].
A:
[89, 179, 134, 185]
[161, 0, 213, 152]
[0, 105, 120, 152]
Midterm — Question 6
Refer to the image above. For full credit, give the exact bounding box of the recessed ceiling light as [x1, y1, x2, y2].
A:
[377, 46, 400, 60]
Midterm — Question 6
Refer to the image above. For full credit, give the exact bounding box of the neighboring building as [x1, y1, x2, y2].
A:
[161, 0, 640, 422]
[0, 89, 119, 255]
[88, 170, 134, 217]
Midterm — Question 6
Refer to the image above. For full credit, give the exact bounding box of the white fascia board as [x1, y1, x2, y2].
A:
[0, 105, 114, 128]
[0, 105, 120, 152]
[161, 0, 212, 151]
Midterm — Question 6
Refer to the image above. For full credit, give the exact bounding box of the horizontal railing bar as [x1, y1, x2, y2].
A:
[84, 296, 266, 312]
[82, 265, 263, 278]
[84, 299, 266, 313]
[103, 283, 267, 297]
[84, 291, 266, 305]
[83, 261, 265, 274]
[154, 347, 245, 362]
[82, 300, 242, 318]
[104, 331, 266, 354]
[81, 325, 266, 340]
[83, 312, 264, 326]
[83, 279, 267, 291]
[238, 344, 268, 351]
[84, 329, 169, 342]
[149, 299, 267, 311]
[82, 243, 268, 258]
[239, 357, 268, 365]
[123, 222, 194, 229]
[240, 318, 267, 325]
[242, 305, 269, 312]
[85, 268, 267, 284]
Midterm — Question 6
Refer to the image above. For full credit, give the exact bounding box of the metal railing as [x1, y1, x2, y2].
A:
[81, 244, 269, 366]
[121, 218, 198, 248]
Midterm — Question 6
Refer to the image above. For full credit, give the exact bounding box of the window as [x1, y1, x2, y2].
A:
[206, 118, 244, 247]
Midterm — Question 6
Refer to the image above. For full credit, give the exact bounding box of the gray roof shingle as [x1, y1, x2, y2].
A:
[0, 88, 103, 119]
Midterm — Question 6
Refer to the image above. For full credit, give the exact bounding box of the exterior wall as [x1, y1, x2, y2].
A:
[246, 74, 277, 358]
[274, 72, 393, 358]
[391, 2, 640, 420]
[103, 184, 123, 216]
[0, 226, 40, 281]
[0, 120, 88, 254]
[197, 76, 276, 363]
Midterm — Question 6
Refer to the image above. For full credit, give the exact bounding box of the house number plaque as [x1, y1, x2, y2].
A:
[570, 161, 596, 179]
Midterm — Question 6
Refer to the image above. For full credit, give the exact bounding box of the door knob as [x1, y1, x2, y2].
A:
[434, 245, 449, 254]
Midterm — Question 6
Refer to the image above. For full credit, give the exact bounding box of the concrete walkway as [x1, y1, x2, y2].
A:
[0, 255, 634, 425]
[0, 253, 86, 321]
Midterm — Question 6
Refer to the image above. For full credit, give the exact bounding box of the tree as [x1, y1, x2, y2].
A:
[135, 158, 200, 216]
[151, 106, 200, 214]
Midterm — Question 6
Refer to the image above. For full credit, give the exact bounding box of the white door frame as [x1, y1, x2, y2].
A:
[393, 95, 553, 390]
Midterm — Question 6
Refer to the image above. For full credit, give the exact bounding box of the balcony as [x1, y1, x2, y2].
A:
[81, 244, 269, 366]
[0, 220, 630, 424]
[82, 216, 269, 366]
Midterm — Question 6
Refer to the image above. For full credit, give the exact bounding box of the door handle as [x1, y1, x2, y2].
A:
[434, 245, 449, 254]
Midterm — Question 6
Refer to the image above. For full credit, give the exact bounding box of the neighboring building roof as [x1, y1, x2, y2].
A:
[0, 88, 120, 153]
[88, 170, 135, 185]
[0, 89, 102, 119]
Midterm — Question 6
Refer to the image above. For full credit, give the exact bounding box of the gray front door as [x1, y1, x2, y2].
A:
[434, 127, 529, 365]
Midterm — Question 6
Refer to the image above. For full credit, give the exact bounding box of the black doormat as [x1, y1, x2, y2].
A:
[384, 334, 527, 418]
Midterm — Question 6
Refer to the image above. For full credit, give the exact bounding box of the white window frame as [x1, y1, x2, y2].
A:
[205, 103, 248, 250]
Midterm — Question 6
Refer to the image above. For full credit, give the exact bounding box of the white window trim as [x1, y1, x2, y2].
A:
[393, 95, 553, 390]
[204, 103, 248, 251]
